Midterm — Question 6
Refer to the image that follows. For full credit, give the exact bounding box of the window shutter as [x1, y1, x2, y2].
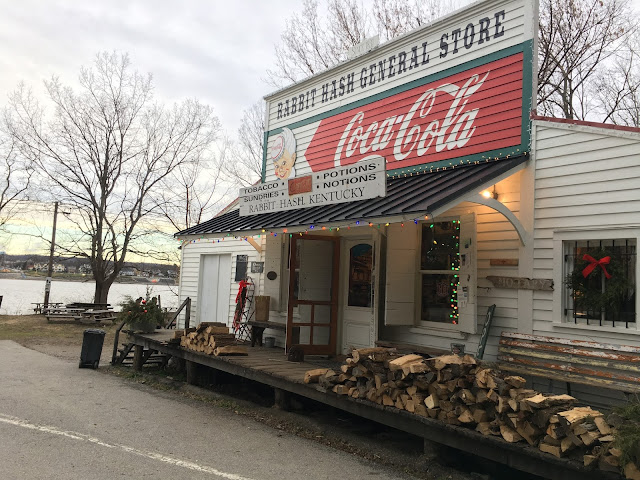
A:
[458, 213, 477, 334]
[384, 223, 417, 325]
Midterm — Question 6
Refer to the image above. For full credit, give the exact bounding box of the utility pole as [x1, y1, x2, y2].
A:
[43, 201, 59, 309]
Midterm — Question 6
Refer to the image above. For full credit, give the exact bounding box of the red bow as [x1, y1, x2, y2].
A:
[235, 279, 249, 302]
[582, 254, 612, 279]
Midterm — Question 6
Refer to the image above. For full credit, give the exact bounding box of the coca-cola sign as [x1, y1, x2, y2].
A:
[304, 53, 523, 173]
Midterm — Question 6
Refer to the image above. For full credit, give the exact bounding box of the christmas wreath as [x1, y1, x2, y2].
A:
[565, 246, 634, 318]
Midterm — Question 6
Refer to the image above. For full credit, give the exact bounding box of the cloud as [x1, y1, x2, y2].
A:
[0, 0, 298, 132]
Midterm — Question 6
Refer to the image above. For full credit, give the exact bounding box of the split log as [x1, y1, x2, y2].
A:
[304, 368, 330, 384]
[539, 442, 562, 458]
[351, 347, 392, 363]
[594, 416, 612, 435]
[583, 455, 597, 468]
[500, 425, 523, 443]
[424, 393, 439, 409]
[579, 431, 600, 447]
[558, 406, 602, 427]
[214, 345, 247, 356]
[332, 384, 350, 395]
[504, 376, 527, 388]
[458, 408, 475, 424]
[625, 463, 640, 480]
[414, 404, 428, 417]
[389, 354, 424, 371]
[525, 394, 576, 409]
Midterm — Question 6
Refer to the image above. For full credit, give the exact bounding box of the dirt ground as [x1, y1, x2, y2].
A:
[0, 314, 495, 480]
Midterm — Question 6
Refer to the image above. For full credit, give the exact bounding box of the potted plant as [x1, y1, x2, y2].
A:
[118, 293, 164, 333]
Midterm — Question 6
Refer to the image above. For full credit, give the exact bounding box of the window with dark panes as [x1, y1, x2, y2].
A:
[564, 239, 636, 327]
[420, 220, 460, 324]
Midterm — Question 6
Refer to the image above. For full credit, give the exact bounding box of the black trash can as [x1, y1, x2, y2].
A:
[79, 329, 106, 369]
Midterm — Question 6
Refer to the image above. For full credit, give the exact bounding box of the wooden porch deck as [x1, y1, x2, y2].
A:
[124, 329, 619, 480]
[128, 329, 338, 384]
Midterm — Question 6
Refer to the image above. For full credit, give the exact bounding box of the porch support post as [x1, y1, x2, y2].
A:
[132, 345, 144, 371]
[274, 388, 291, 411]
[186, 360, 199, 385]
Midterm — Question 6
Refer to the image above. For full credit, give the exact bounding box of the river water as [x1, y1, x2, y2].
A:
[0, 278, 179, 315]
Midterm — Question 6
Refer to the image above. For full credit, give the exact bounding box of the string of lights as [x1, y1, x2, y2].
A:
[175, 214, 439, 245]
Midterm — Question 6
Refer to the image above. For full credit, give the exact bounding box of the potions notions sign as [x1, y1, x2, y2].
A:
[240, 157, 385, 216]
[263, 0, 534, 181]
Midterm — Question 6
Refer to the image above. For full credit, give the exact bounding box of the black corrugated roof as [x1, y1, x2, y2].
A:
[177, 155, 527, 237]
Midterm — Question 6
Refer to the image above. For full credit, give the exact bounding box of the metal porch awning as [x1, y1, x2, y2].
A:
[176, 155, 528, 237]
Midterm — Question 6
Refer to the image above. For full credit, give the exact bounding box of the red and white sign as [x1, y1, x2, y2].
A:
[304, 54, 523, 173]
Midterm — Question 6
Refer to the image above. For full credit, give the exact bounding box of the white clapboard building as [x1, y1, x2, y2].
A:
[175, 0, 640, 406]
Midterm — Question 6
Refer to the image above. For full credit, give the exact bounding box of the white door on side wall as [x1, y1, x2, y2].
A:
[341, 237, 378, 354]
[198, 254, 232, 326]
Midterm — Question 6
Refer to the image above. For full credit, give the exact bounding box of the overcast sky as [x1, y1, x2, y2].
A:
[0, 0, 301, 135]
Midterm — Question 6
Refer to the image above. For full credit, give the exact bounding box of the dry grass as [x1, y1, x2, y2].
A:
[0, 314, 122, 363]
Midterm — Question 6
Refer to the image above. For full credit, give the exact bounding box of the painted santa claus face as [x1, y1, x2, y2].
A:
[274, 149, 296, 179]
[270, 127, 297, 180]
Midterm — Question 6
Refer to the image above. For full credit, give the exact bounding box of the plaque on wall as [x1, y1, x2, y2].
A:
[251, 261, 264, 273]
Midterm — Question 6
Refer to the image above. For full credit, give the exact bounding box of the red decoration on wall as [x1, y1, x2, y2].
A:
[582, 254, 612, 279]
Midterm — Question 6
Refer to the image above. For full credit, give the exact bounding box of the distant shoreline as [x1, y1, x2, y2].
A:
[0, 272, 176, 286]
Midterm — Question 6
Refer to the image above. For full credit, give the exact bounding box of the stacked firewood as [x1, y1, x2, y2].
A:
[177, 322, 247, 356]
[304, 347, 639, 478]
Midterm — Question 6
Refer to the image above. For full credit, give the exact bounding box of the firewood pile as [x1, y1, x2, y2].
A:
[304, 347, 639, 479]
[175, 322, 247, 356]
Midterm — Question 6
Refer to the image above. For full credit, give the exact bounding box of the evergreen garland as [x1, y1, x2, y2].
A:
[565, 246, 634, 318]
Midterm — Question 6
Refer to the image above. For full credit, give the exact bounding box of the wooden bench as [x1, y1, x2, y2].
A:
[66, 302, 111, 311]
[246, 320, 286, 347]
[46, 312, 83, 323]
[32, 302, 63, 314]
[81, 309, 117, 323]
[498, 331, 640, 395]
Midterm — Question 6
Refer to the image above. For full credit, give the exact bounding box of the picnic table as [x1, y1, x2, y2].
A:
[32, 302, 63, 314]
[81, 309, 117, 323]
[65, 302, 111, 310]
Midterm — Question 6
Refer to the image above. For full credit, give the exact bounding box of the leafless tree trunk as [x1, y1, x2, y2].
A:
[5, 52, 221, 303]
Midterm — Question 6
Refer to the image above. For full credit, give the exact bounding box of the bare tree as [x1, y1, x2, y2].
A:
[5, 52, 221, 303]
[226, 101, 265, 186]
[537, 0, 634, 119]
[158, 147, 231, 232]
[266, 0, 462, 87]
[267, 0, 639, 124]
[592, 37, 640, 126]
[372, 0, 460, 40]
[0, 135, 32, 227]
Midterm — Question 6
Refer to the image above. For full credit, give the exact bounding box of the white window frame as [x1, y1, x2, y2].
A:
[552, 227, 640, 334]
[418, 216, 461, 330]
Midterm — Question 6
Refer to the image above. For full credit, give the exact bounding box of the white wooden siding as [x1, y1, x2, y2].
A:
[177, 236, 265, 329]
[381, 172, 523, 357]
[531, 120, 640, 347]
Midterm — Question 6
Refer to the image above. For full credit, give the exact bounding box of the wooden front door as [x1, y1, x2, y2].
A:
[287, 235, 339, 355]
